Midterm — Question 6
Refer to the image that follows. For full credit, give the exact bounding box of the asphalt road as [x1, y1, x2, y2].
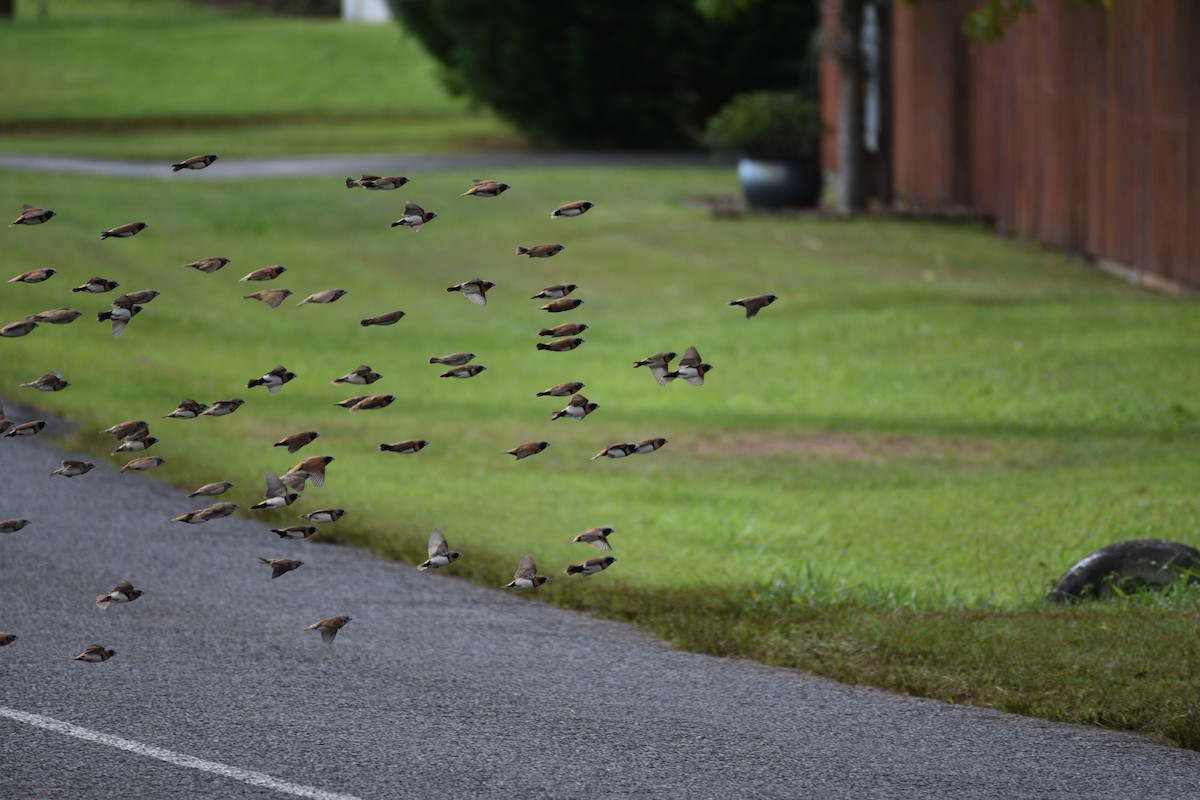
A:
[1, 416, 1199, 799]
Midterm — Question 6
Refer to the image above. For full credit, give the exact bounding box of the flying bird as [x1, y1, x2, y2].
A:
[8, 268, 56, 284]
[539, 322, 587, 337]
[551, 201, 595, 218]
[0, 632, 15, 646]
[115, 289, 160, 306]
[173, 501, 239, 524]
[505, 555, 548, 589]
[187, 481, 233, 498]
[184, 257, 230, 274]
[536, 337, 584, 352]
[164, 399, 209, 419]
[239, 265, 287, 282]
[360, 310, 406, 327]
[250, 472, 300, 511]
[633, 351, 677, 386]
[664, 345, 713, 386]
[570, 527, 614, 551]
[297, 288, 347, 306]
[307, 615, 351, 646]
[29, 308, 82, 325]
[72, 276, 119, 294]
[591, 442, 637, 460]
[3, 420, 46, 438]
[331, 365, 381, 385]
[103, 419, 148, 438]
[272, 525, 319, 540]
[0, 519, 30, 533]
[530, 284, 577, 300]
[96, 580, 143, 610]
[428, 352, 474, 366]
[506, 441, 549, 460]
[551, 394, 598, 421]
[347, 394, 395, 413]
[96, 297, 142, 338]
[247, 364, 296, 394]
[347, 175, 408, 190]
[119, 456, 165, 472]
[20, 372, 69, 391]
[566, 556, 616, 576]
[73, 644, 115, 663]
[110, 433, 158, 456]
[244, 288, 294, 308]
[728, 293, 779, 319]
[390, 201, 437, 231]
[1, 320, 38, 338]
[274, 431, 320, 454]
[259, 557, 304, 579]
[539, 297, 583, 313]
[99, 221, 147, 240]
[634, 437, 669, 454]
[10, 204, 56, 226]
[446, 279, 494, 306]
[287, 455, 333, 487]
[299, 509, 346, 524]
[461, 179, 510, 197]
[334, 395, 367, 409]
[536, 381, 585, 397]
[515, 243, 564, 258]
[418, 528, 461, 571]
[439, 364, 486, 379]
[172, 154, 218, 171]
[379, 439, 428, 454]
[50, 460, 94, 478]
[200, 398, 245, 417]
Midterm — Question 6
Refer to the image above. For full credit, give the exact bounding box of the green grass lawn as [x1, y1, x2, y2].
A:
[3, 0, 1200, 749]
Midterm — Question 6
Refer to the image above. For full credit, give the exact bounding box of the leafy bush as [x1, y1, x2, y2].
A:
[702, 90, 821, 161]
[390, 0, 818, 149]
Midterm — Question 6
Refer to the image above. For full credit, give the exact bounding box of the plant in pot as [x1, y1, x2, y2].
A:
[702, 90, 822, 211]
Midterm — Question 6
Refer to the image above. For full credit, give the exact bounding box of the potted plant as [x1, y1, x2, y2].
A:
[702, 91, 822, 210]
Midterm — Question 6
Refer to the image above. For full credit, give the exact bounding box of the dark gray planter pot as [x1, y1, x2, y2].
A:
[737, 157, 822, 210]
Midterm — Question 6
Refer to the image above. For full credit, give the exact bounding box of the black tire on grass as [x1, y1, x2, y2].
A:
[1047, 539, 1200, 604]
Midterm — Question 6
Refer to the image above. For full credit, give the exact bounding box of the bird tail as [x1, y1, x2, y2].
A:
[379, 443, 395, 452]
[345, 177, 358, 189]
[417, 561, 430, 572]
[95, 595, 111, 610]
[515, 246, 531, 256]
[71, 286, 86, 292]
[97, 311, 112, 322]
[536, 343, 552, 351]
[247, 378, 265, 388]
[171, 165, 185, 172]
[551, 411, 565, 420]
[99, 232, 111, 240]
[565, 565, 584, 575]
[359, 319, 374, 327]
[172, 513, 193, 523]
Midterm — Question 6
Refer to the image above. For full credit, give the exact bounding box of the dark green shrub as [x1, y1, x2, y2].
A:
[702, 91, 821, 161]
[389, 0, 818, 149]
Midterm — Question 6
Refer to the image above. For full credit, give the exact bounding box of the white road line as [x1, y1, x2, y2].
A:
[0, 707, 363, 800]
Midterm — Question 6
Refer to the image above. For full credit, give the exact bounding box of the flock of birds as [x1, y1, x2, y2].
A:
[1, 153, 778, 656]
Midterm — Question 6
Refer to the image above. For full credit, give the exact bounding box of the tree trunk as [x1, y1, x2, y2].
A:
[836, 0, 866, 213]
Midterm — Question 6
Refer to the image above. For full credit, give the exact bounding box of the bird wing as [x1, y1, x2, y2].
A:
[514, 555, 537, 581]
[403, 201, 424, 216]
[428, 527, 448, 558]
[264, 472, 286, 499]
[679, 346, 701, 368]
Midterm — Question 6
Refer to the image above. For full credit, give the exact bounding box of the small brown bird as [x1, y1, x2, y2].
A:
[96, 298, 142, 338]
[0, 519, 30, 533]
[20, 372, 69, 391]
[505, 555, 548, 589]
[1, 320, 38, 338]
[240, 265, 287, 282]
[73, 644, 115, 662]
[634, 437, 669, 454]
[551, 201, 595, 219]
[428, 352, 474, 366]
[272, 524, 318, 539]
[360, 310, 406, 327]
[251, 472, 300, 511]
[120, 456, 165, 472]
[591, 442, 637, 460]
[29, 308, 82, 325]
[244, 288, 294, 309]
[115, 289, 161, 306]
[8, 268, 57, 284]
[200, 398, 245, 417]
[110, 434, 158, 456]
[334, 395, 368, 409]
[664, 345, 713, 386]
[332, 365, 381, 385]
[537, 337, 584, 352]
[164, 399, 209, 419]
[440, 364, 486, 379]
[247, 364, 297, 394]
[729, 293, 779, 319]
[536, 381, 586, 397]
[297, 288, 347, 306]
[288, 455, 334, 488]
[50, 460, 95, 478]
[347, 175, 408, 190]
[540, 297, 583, 313]
[515, 243, 565, 258]
[103, 419, 148, 438]
[390, 200, 437, 231]
[570, 527, 614, 551]
[0, 632, 16, 646]
[3, 420, 45, 438]
[188, 481, 233, 498]
[566, 556, 617, 576]
[347, 394, 396, 413]
[539, 322, 588, 337]
[73, 276, 119, 293]
[260, 557, 303, 579]
[633, 351, 677, 386]
[275, 431, 320, 454]
[174, 501, 238, 524]
[172, 154, 218, 171]
[10, 204, 56, 226]
[551, 394, 598, 421]
[280, 471, 311, 492]
[379, 439, 428, 454]
[307, 615, 351, 645]
[184, 257, 230, 274]
[299, 508, 346, 524]
[461, 179, 510, 197]
[506, 441, 549, 460]
[446, 279, 495, 306]
[100, 221, 147, 240]
[530, 284, 577, 300]
[418, 527, 460, 571]
[96, 580, 143, 610]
